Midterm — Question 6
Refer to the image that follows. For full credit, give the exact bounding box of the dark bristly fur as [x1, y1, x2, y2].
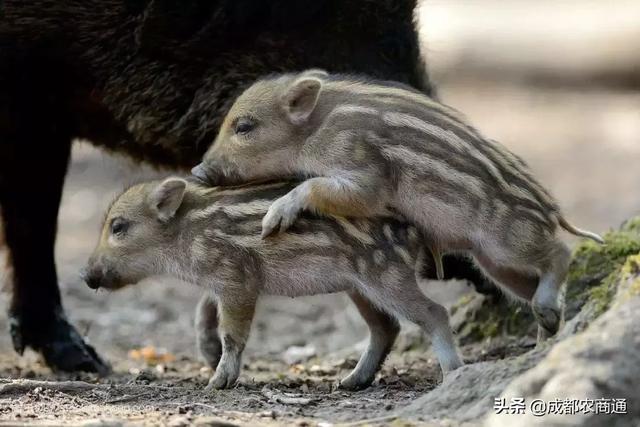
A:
[2, 0, 493, 373]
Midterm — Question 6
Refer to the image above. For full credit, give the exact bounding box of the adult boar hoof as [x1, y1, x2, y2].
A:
[9, 309, 111, 375]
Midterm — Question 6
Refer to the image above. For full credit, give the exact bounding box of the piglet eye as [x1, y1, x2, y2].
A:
[110, 217, 129, 236]
[235, 118, 256, 135]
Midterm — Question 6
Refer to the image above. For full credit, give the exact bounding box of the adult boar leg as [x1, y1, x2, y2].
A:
[0, 132, 109, 374]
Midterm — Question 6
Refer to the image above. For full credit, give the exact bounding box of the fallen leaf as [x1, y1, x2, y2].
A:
[128, 346, 176, 365]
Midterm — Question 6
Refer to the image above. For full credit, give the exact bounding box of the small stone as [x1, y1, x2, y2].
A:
[309, 365, 336, 376]
[134, 369, 156, 384]
[283, 345, 316, 365]
[289, 364, 306, 374]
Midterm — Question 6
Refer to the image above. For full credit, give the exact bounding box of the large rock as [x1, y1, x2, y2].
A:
[401, 345, 549, 423]
[486, 260, 640, 427]
[399, 218, 640, 426]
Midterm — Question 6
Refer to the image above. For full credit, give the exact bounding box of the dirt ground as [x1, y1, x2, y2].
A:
[0, 335, 536, 426]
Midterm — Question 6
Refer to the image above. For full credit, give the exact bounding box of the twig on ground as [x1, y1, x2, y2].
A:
[261, 387, 315, 406]
[165, 401, 218, 412]
[105, 391, 155, 404]
[192, 402, 218, 411]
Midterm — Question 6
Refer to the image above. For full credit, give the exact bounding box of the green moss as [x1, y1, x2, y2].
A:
[620, 217, 640, 234]
[567, 231, 640, 286]
[450, 293, 474, 317]
[455, 295, 535, 344]
[620, 253, 640, 276]
[612, 254, 640, 307]
[586, 272, 618, 317]
[565, 218, 640, 319]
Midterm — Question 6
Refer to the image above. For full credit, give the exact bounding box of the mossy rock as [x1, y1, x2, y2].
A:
[451, 293, 536, 344]
[612, 253, 640, 308]
[453, 216, 640, 343]
[565, 216, 640, 320]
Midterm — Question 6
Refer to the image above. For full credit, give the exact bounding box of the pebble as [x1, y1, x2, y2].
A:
[282, 345, 316, 365]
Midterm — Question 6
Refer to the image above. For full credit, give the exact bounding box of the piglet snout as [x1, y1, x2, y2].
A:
[81, 266, 104, 290]
[191, 163, 215, 186]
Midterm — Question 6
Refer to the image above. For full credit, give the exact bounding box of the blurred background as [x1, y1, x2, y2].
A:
[1, 0, 639, 369]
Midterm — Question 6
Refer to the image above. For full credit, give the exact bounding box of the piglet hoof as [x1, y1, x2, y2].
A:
[338, 374, 374, 391]
[261, 195, 300, 238]
[441, 365, 462, 379]
[440, 362, 464, 383]
[532, 305, 560, 340]
[205, 367, 239, 390]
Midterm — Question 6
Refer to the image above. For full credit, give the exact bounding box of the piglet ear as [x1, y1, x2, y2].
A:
[150, 178, 187, 222]
[282, 76, 322, 125]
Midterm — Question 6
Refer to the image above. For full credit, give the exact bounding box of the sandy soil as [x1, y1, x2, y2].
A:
[0, 77, 638, 425]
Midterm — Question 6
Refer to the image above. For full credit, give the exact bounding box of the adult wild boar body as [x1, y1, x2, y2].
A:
[84, 178, 464, 389]
[196, 71, 604, 342]
[0, 0, 475, 373]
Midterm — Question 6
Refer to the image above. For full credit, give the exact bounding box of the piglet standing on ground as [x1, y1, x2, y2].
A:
[83, 178, 464, 390]
[192, 70, 604, 341]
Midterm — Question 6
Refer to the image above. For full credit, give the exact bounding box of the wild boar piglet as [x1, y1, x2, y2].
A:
[83, 177, 463, 390]
[192, 70, 604, 340]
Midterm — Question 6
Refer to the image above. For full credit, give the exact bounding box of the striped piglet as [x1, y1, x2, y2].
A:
[192, 70, 603, 341]
[83, 178, 467, 389]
